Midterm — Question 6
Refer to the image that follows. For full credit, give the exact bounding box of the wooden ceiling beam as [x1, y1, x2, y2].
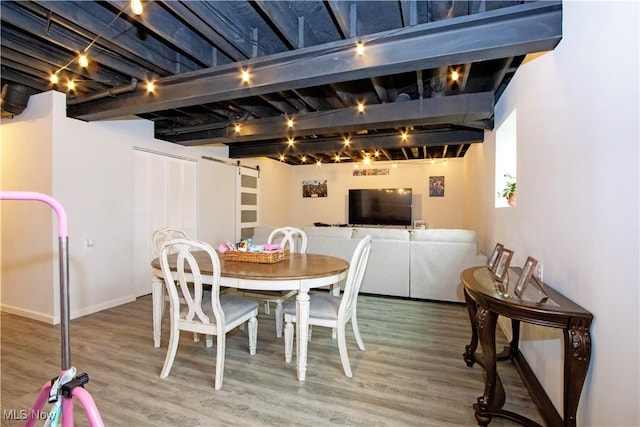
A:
[157, 91, 493, 144]
[253, 1, 320, 49]
[159, 1, 249, 61]
[102, 0, 215, 67]
[29, 0, 181, 74]
[227, 128, 483, 158]
[1, 3, 149, 82]
[68, 2, 562, 120]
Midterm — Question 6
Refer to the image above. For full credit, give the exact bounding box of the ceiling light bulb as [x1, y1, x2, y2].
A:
[301, 156, 307, 163]
[357, 102, 365, 113]
[393, 162, 398, 168]
[67, 80, 75, 91]
[343, 138, 351, 146]
[78, 54, 88, 68]
[363, 156, 371, 165]
[316, 160, 322, 166]
[131, 0, 143, 15]
[241, 69, 250, 83]
[401, 131, 408, 141]
[50, 73, 59, 85]
[234, 123, 241, 133]
[334, 154, 341, 162]
[356, 42, 365, 56]
[451, 70, 459, 81]
[287, 118, 294, 128]
[146, 81, 155, 93]
[287, 137, 295, 146]
[374, 150, 379, 157]
[279, 154, 285, 162]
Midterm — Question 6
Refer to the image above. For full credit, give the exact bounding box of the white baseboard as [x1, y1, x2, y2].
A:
[1, 294, 136, 325]
[0, 305, 55, 324]
[67, 295, 136, 322]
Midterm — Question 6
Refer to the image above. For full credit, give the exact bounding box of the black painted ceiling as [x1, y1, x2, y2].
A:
[0, 1, 562, 165]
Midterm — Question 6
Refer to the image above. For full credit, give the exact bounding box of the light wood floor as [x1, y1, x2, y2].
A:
[1, 294, 544, 426]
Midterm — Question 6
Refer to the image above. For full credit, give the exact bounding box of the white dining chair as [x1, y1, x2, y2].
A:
[283, 235, 372, 377]
[267, 226, 308, 254]
[158, 238, 258, 390]
[152, 228, 188, 258]
[152, 227, 201, 348]
[240, 226, 306, 338]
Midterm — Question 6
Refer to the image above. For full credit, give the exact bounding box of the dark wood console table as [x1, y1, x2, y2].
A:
[461, 266, 592, 427]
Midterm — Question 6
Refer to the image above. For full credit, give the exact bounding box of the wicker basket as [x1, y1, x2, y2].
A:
[223, 249, 290, 264]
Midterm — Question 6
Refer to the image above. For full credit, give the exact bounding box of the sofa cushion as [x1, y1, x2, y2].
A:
[251, 226, 275, 244]
[302, 227, 353, 239]
[352, 227, 410, 241]
[410, 228, 477, 243]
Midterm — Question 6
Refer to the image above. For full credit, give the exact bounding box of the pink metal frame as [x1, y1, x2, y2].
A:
[0, 191, 104, 427]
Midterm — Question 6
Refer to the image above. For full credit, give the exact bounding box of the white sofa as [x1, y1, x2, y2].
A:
[251, 226, 486, 303]
[409, 229, 486, 302]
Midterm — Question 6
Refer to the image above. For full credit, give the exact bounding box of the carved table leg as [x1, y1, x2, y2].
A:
[152, 277, 164, 348]
[296, 288, 311, 382]
[473, 305, 505, 426]
[563, 319, 592, 427]
[463, 288, 479, 367]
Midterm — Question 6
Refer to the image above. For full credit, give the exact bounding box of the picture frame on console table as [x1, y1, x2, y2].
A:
[487, 243, 504, 271]
[492, 248, 513, 283]
[514, 256, 538, 298]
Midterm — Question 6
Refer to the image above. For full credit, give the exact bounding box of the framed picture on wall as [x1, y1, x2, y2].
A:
[487, 243, 504, 271]
[429, 176, 445, 197]
[514, 256, 538, 298]
[491, 248, 513, 283]
[302, 180, 327, 198]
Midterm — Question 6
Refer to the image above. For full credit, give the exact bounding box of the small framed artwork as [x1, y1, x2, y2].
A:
[302, 180, 327, 198]
[487, 243, 504, 271]
[429, 176, 445, 197]
[492, 248, 514, 283]
[514, 256, 538, 298]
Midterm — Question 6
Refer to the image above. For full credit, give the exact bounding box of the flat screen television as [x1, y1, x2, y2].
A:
[348, 188, 412, 226]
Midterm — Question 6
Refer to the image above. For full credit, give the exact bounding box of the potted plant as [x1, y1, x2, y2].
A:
[499, 174, 517, 206]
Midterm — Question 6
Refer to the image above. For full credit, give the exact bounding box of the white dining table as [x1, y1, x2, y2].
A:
[151, 252, 349, 381]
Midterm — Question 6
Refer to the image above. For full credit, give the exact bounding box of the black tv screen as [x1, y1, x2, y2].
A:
[348, 188, 412, 226]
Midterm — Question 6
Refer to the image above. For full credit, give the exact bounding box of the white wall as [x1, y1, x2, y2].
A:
[1, 91, 238, 323]
[465, 2, 639, 425]
[286, 159, 465, 229]
[253, 157, 293, 227]
[0, 90, 56, 322]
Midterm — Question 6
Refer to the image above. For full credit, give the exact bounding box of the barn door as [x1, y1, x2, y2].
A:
[236, 165, 260, 241]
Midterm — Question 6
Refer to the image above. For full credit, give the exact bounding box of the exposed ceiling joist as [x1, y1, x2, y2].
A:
[66, 2, 562, 121]
[158, 91, 493, 145]
[228, 128, 483, 158]
[1, 1, 562, 165]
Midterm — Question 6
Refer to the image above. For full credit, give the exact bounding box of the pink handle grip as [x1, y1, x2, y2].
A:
[0, 191, 68, 237]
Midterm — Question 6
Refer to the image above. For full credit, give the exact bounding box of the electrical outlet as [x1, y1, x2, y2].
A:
[535, 263, 543, 282]
[84, 238, 94, 251]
